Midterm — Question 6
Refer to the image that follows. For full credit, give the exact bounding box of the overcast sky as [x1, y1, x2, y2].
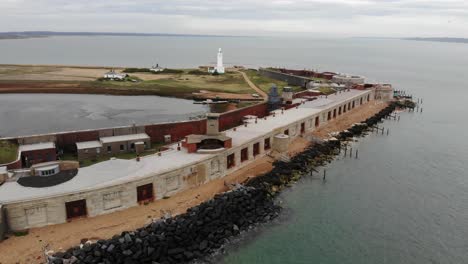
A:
[1, 0, 467, 37]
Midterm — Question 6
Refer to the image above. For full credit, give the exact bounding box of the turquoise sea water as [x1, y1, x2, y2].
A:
[1, 36, 468, 263]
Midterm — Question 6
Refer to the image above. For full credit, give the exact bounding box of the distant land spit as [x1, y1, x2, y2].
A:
[404, 37, 468, 44]
[0, 31, 239, 40]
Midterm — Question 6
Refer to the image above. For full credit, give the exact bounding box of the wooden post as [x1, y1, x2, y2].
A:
[381, 127, 384, 135]
[323, 169, 326, 180]
[350, 147, 353, 158]
[387, 128, 389, 135]
[344, 146, 347, 157]
[355, 149, 358, 159]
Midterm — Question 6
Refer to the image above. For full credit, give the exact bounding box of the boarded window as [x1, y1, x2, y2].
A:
[241, 148, 248, 162]
[66, 199, 87, 220]
[327, 111, 331, 120]
[264, 138, 271, 150]
[315, 116, 320, 127]
[103, 191, 122, 210]
[137, 183, 154, 203]
[211, 159, 220, 174]
[227, 153, 235, 169]
[166, 175, 179, 191]
[300, 123, 305, 133]
[25, 205, 47, 227]
[253, 143, 260, 156]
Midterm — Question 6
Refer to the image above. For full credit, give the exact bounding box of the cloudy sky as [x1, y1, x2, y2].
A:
[1, 0, 467, 37]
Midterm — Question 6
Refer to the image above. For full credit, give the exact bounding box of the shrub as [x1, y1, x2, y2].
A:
[188, 69, 210, 75]
[123, 68, 151, 73]
[160, 68, 184, 74]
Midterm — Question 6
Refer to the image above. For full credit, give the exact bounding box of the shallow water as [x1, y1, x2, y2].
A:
[1, 36, 468, 263]
[0, 94, 206, 137]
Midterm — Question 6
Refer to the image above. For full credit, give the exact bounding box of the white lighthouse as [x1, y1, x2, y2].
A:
[208, 48, 225, 74]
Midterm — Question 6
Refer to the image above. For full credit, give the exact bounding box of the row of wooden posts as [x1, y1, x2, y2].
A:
[316, 97, 424, 181]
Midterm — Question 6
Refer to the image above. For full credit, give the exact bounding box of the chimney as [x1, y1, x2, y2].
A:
[206, 113, 221, 136]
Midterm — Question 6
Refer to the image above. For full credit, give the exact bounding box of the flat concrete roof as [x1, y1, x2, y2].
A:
[76, 141, 102, 150]
[0, 89, 370, 204]
[18, 142, 55, 152]
[100, 133, 150, 144]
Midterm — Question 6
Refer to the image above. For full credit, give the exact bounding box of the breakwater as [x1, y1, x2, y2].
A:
[50, 101, 406, 264]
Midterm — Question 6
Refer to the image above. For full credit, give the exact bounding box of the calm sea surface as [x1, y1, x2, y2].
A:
[0, 94, 207, 137]
[1, 36, 468, 263]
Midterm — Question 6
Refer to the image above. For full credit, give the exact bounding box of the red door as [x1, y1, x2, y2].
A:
[137, 183, 154, 203]
[66, 199, 87, 220]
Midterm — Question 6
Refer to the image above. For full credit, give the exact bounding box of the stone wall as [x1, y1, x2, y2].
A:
[3, 102, 272, 153]
[259, 68, 311, 87]
[52, 99, 403, 264]
[0, 205, 6, 241]
[2, 90, 375, 231]
[3, 158, 21, 170]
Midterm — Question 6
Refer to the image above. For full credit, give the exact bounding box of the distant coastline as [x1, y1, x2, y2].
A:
[404, 37, 468, 44]
[0, 31, 239, 40]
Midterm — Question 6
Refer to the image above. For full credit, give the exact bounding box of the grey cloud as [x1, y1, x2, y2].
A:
[0, 0, 467, 37]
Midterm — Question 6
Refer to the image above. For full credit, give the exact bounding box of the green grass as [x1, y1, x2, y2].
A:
[317, 86, 336, 95]
[92, 71, 254, 96]
[60, 143, 165, 167]
[13, 230, 29, 237]
[0, 140, 18, 164]
[243, 69, 303, 94]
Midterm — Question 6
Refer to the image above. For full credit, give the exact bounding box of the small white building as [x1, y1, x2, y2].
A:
[332, 74, 365, 86]
[150, 64, 165, 73]
[208, 48, 225, 74]
[103, 70, 127, 80]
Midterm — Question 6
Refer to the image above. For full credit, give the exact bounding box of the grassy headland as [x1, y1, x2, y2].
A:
[0, 140, 18, 164]
[243, 69, 303, 94]
[0, 65, 256, 99]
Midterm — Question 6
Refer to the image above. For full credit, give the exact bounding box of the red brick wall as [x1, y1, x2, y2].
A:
[5, 159, 21, 170]
[145, 120, 207, 143]
[224, 138, 232, 149]
[56, 130, 100, 151]
[218, 103, 268, 131]
[182, 142, 197, 153]
[294, 90, 321, 98]
[22, 148, 57, 167]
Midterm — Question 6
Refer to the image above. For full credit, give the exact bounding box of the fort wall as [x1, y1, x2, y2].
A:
[259, 68, 311, 87]
[2, 90, 375, 231]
